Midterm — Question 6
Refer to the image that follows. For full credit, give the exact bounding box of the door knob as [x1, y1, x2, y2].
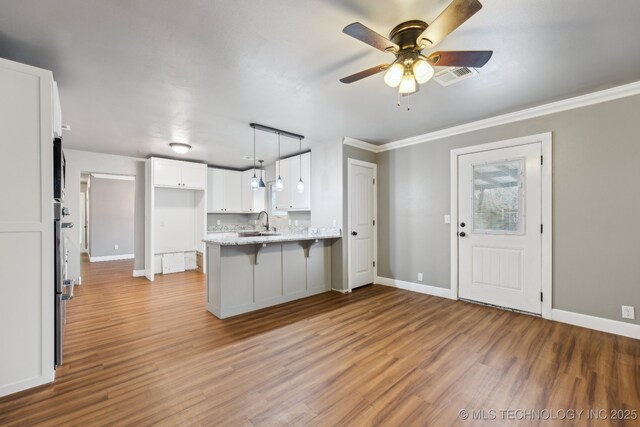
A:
[352, 231, 358, 236]
[460, 222, 466, 227]
[459, 232, 466, 237]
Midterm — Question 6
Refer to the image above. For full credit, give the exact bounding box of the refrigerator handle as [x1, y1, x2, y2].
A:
[62, 279, 74, 300]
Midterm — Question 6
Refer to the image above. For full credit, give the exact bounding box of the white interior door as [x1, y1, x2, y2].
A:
[458, 143, 542, 314]
[349, 161, 375, 289]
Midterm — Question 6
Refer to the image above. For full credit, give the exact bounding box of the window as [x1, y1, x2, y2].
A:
[269, 183, 287, 217]
[472, 159, 524, 234]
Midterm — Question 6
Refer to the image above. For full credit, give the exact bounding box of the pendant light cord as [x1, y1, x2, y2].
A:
[253, 127, 256, 174]
[299, 137, 302, 178]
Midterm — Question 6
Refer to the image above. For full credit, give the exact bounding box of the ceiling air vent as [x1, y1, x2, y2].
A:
[434, 66, 479, 87]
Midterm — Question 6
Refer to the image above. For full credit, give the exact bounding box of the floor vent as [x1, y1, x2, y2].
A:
[434, 66, 479, 87]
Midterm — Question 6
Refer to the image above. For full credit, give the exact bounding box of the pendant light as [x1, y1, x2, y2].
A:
[258, 160, 266, 188]
[250, 127, 259, 190]
[296, 136, 304, 193]
[275, 133, 284, 191]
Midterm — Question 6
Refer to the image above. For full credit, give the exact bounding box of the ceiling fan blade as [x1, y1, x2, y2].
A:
[418, 0, 483, 48]
[427, 50, 493, 67]
[340, 64, 390, 84]
[343, 22, 399, 53]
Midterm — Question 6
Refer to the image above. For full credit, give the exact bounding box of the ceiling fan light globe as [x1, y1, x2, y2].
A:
[383, 62, 404, 87]
[413, 59, 434, 84]
[398, 73, 417, 94]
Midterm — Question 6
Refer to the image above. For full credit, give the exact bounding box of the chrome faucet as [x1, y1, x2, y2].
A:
[257, 211, 269, 231]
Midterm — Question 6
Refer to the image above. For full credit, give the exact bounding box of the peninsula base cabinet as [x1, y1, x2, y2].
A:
[206, 240, 332, 319]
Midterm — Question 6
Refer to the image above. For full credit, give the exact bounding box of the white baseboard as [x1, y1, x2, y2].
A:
[89, 254, 134, 262]
[551, 309, 640, 340]
[376, 276, 453, 299]
[331, 288, 350, 294]
[132, 269, 145, 277]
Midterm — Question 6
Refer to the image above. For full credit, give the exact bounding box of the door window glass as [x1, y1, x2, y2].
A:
[472, 159, 524, 233]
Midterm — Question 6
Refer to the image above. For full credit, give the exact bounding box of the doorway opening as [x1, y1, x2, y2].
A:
[82, 172, 136, 263]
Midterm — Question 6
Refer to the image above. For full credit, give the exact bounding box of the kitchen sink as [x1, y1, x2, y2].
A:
[236, 231, 281, 238]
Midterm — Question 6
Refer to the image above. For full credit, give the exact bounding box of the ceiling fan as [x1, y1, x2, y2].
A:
[339, 0, 492, 102]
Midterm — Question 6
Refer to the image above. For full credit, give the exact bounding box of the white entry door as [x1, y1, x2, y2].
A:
[349, 161, 375, 289]
[458, 143, 542, 314]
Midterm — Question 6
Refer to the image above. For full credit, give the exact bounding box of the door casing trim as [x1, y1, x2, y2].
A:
[450, 132, 553, 319]
[347, 158, 378, 292]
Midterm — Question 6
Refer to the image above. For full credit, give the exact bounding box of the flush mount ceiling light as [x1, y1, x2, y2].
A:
[169, 142, 191, 154]
[339, 0, 493, 109]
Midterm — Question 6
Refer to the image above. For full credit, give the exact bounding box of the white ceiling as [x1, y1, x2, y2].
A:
[2, 0, 640, 169]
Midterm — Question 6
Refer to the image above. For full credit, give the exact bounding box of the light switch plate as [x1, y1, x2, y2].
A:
[444, 215, 451, 224]
[417, 272, 423, 282]
[622, 305, 635, 320]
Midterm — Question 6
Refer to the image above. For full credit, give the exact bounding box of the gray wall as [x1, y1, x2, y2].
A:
[88, 177, 135, 257]
[377, 93, 640, 325]
[65, 150, 146, 280]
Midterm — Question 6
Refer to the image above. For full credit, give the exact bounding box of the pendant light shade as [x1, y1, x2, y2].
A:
[251, 127, 259, 190]
[296, 136, 304, 193]
[275, 133, 284, 191]
[258, 160, 266, 188]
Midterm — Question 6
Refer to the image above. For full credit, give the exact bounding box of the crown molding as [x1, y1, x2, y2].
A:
[342, 137, 380, 153]
[343, 80, 640, 154]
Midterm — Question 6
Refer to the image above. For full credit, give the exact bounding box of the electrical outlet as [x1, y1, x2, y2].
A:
[444, 215, 451, 224]
[294, 220, 299, 226]
[417, 272, 423, 282]
[216, 220, 221, 225]
[289, 219, 292, 226]
[114, 244, 119, 250]
[332, 219, 337, 227]
[622, 305, 635, 320]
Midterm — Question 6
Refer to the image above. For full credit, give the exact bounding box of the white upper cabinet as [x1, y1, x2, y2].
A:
[152, 158, 206, 189]
[241, 170, 266, 213]
[181, 162, 207, 189]
[276, 153, 311, 211]
[207, 168, 243, 212]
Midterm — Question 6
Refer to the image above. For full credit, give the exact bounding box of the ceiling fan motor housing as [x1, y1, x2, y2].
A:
[389, 20, 429, 53]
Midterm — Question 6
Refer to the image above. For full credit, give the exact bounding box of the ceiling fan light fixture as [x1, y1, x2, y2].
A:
[399, 73, 417, 95]
[169, 142, 191, 154]
[383, 62, 404, 87]
[413, 59, 434, 84]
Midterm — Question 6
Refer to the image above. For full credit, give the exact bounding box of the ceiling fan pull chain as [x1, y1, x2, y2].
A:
[407, 94, 411, 111]
[397, 91, 400, 107]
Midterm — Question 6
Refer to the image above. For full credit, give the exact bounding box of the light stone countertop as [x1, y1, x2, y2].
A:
[203, 231, 341, 246]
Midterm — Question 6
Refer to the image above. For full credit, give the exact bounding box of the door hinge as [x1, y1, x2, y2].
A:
[540, 224, 543, 234]
[541, 155, 543, 165]
[373, 261, 376, 267]
[540, 292, 543, 302]
[373, 219, 375, 226]
[373, 178, 375, 184]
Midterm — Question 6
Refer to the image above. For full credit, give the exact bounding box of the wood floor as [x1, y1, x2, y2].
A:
[0, 257, 638, 426]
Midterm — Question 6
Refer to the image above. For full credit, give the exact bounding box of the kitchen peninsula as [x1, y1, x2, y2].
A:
[204, 230, 340, 318]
